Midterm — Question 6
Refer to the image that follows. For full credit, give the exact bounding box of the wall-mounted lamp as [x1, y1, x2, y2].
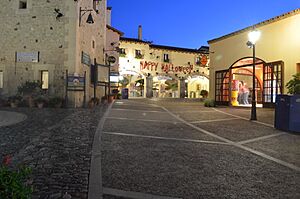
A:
[79, 7, 94, 27]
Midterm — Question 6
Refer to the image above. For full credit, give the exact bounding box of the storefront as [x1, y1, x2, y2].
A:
[208, 9, 300, 107]
[119, 36, 210, 99]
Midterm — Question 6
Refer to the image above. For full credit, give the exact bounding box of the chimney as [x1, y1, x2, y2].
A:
[138, 25, 142, 40]
[106, 7, 112, 26]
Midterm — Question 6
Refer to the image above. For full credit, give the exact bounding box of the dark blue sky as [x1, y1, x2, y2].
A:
[108, 0, 300, 49]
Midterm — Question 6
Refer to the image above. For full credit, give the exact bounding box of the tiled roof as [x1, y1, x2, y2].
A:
[150, 44, 208, 54]
[106, 25, 124, 36]
[120, 37, 152, 44]
[120, 37, 209, 54]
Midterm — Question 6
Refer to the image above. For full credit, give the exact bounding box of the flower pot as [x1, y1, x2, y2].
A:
[88, 101, 95, 108]
[108, 95, 114, 103]
[37, 103, 44, 109]
[54, 102, 62, 108]
[10, 102, 17, 108]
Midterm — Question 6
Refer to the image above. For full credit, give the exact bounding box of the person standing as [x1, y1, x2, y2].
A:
[241, 82, 250, 104]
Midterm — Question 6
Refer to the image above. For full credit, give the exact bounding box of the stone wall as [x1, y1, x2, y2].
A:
[0, 0, 108, 107]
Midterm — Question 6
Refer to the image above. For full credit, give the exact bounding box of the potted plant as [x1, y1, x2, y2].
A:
[101, 95, 108, 104]
[200, 90, 209, 98]
[17, 81, 42, 108]
[34, 95, 47, 108]
[275, 73, 300, 132]
[88, 97, 100, 108]
[48, 96, 63, 108]
[0, 155, 33, 198]
[0, 94, 8, 107]
[8, 95, 22, 108]
[286, 73, 300, 95]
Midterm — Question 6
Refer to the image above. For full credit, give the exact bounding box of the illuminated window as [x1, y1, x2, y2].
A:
[0, 71, 3, 89]
[163, 54, 169, 62]
[19, 0, 27, 9]
[93, 0, 99, 12]
[119, 48, 126, 55]
[195, 57, 201, 65]
[41, 71, 49, 90]
[135, 50, 143, 59]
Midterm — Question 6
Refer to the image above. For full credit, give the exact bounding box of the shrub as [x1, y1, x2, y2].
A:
[200, 90, 209, 98]
[286, 73, 300, 95]
[17, 81, 42, 97]
[90, 97, 100, 105]
[204, 99, 216, 107]
[34, 95, 47, 104]
[0, 96, 8, 107]
[8, 95, 22, 104]
[48, 96, 64, 108]
[0, 155, 33, 199]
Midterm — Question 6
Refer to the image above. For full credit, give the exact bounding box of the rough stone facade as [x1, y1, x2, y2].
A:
[0, 0, 107, 107]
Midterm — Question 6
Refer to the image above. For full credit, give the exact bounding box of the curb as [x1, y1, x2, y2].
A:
[88, 102, 114, 199]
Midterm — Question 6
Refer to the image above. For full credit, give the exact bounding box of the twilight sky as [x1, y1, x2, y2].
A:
[108, 0, 300, 49]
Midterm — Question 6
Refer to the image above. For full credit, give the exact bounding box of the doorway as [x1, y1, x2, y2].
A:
[215, 58, 283, 107]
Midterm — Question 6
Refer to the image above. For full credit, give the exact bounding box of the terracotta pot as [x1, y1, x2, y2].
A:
[10, 102, 17, 108]
[37, 103, 44, 108]
[88, 101, 95, 108]
[108, 95, 114, 103]
[54, 102, 62, 108]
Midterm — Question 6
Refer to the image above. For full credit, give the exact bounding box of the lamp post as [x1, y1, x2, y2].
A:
[247, 29, 261, 120]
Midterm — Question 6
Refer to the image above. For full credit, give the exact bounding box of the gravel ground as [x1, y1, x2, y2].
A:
[0, 105, 107, 199]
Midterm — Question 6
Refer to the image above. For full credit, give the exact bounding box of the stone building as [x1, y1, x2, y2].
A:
[105, 7, 123, 96]
[0, 0, 109, 107]
[119, 26, 209, 99]
[208, 8, 300, 107]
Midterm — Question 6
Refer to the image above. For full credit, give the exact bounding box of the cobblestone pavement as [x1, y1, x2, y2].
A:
[0, 105, 107, 199]
[101, 99, 300, 199]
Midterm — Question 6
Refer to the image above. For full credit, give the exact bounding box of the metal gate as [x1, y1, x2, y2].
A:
[263, 61, 284, 108]
[215, 69, 230, 105]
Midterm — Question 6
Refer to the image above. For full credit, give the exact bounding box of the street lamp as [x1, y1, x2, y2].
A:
[247, 29, 261, 120]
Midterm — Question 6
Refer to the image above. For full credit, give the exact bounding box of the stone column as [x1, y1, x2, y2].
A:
[145, 76, 153, 98]
[178, 78, 186, 98]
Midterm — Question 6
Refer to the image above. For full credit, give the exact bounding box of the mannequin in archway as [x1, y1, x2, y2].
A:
[240, 81, 250, 105]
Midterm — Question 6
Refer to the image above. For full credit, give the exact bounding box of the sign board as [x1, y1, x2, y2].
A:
[67, 76, 85, 90]
[16, 52, 39, 63]
[81, 51, 91, 66]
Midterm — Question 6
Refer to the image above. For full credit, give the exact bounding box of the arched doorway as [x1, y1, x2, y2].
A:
[230, 57, 265, 107]
[119, 70, 145, 98]
[215, 57, 284, 107]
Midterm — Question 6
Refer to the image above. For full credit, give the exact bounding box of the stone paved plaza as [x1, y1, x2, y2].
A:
[0, 105, 107, 199]
[100, 99, 300, 199]
[1, 99, 299, 199]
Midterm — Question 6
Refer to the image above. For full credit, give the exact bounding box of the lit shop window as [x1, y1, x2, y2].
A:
[0, 71, 3, 89]
[19, 0, 27, 9]
[135, 50, 143, 59]
[163, 54, 169, 62]
[119, 48, 126, 56]
[195, 57, 201, 65]
[41, 71, 49, 90]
